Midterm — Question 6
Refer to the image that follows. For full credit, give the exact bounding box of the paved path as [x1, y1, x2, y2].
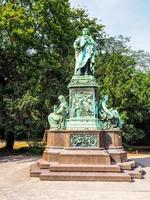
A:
[0, 155, 150, 200]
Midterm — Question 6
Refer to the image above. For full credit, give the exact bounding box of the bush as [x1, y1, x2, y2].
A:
[27, 142, 46, 154]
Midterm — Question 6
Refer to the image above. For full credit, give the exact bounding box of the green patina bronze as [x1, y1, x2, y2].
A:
[70, 134, 97, 147]
[99, 95, 123, 129]
[73, 28, 97, 76]
[67, 75, 102, 129]
[48, 28, 123, 132]
[48, 95, 68, 129]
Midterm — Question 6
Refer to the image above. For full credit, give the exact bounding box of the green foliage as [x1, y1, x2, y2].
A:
[96, 35, 150, 144]
[0, 0, 149, 147]
[0, 0, 103, 140]
[28, 142, 45, 154]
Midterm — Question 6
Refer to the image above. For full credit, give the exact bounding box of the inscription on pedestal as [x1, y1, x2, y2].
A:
[70, 134, 97, 147]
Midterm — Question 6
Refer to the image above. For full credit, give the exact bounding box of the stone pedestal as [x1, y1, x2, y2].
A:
[30, 129, 144, 181]
[67, 76, 103, 129]
[30, 76, 144, 181]
[43, 130, 127, 163]
[43, 130, 110, 165]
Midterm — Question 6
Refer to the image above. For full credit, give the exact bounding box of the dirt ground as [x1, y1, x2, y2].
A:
[0, 154, 150, 200]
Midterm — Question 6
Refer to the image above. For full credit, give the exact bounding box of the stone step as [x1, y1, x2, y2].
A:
[124, 166, 145, 179]
[36, 159, 50, 169]
[30, 164, 48, 177]
[118, 160, 135, 170]
[125, 170, 142, 179]
[40, 171, 132, 182]
[59, 149, 111, 165]
[49, 164, 121, 172]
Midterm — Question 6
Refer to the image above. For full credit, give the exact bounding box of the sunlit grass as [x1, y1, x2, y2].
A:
[0, 141, 5, 149]
[14, 141, 29, 149]
[0, 141, 42, 150]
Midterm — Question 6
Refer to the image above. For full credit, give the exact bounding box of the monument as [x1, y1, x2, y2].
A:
[30, 28, 144, 181]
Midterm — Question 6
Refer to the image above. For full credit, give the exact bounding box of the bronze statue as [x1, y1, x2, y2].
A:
[73, 28, 97, 76]
[48, 95, 68, 129]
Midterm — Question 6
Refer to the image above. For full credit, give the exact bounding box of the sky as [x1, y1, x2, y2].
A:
[70, 0, 150, 52]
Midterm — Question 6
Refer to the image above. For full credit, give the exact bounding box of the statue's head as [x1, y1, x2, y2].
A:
[103, 95, 108, 101]
[58, 95, 65, 102]
[82, 28, 90, 36]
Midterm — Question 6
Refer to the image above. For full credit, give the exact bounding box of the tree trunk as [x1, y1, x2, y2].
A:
[5, 132, 15, 151]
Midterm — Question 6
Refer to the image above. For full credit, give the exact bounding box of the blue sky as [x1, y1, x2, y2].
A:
[70, 0, 150, 52]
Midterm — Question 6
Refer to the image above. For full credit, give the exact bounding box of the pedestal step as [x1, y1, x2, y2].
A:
[30, 164, 48, 177]
[49, 163, 121, 172]
[118, 160, 135, 170]
[36, 158, 137, 171]
[124, 166, 145, 179]
[40, 171, 132, 182]
[37, 159, 50, 169]
[59, 150, 111, 165]
[30, 162, 144, 181]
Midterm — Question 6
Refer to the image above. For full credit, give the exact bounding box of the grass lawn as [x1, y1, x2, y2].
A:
[0, 140, 45, 156]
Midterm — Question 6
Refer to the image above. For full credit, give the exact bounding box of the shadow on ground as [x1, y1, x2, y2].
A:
[0, 154, 40, 163]
[132, 157, 150, 167]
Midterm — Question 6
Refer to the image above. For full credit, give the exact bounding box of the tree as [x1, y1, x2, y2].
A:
[96, 35, 150, 144]
[0, 0, 104, 150]
[133, 50, 150, 72]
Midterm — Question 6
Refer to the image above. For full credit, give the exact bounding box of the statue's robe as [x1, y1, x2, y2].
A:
[48, 102, 68, 129]
[73, 36, 96, 75]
